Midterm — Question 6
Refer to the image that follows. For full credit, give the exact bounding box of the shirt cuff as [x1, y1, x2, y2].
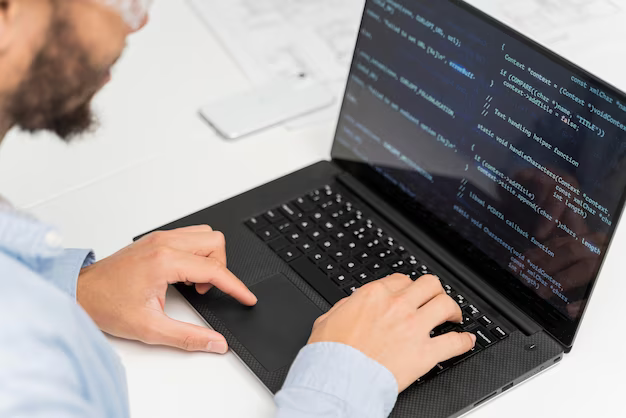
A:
[276, 342, 398, 418]
[39, 249, 96, 299]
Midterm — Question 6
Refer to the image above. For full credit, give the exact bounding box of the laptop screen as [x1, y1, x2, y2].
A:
[331, 0, 626, 347]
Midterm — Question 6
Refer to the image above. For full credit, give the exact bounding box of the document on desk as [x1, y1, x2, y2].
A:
[187, 0, 365, 85]
[465, 0, 626, 60]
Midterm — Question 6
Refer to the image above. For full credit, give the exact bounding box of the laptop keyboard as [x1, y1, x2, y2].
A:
[245, 184, 509, 383]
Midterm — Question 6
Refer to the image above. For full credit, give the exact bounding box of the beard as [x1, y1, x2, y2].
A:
[6, 14, 109, 141]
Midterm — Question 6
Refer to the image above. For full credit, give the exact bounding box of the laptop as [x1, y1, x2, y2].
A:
[137, 0, 626, 416]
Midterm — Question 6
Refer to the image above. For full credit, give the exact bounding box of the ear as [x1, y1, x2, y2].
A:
[0, 0, 15, 53]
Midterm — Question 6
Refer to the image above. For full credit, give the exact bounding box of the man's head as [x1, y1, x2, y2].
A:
[0, 0, 150, 141]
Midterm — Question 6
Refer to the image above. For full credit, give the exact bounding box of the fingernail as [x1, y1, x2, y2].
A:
[206, 341, 228, 354]
[469, 333, 477, 344]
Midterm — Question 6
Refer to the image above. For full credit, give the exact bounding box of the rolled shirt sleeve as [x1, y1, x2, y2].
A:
[38, 249, 95, 299]
[275, 342, 399, 418]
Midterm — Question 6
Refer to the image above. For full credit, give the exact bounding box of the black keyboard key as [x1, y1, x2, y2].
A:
[419, 264, 432, 275]
[395, 265, 411, 276]
[297, 217, 314, 231]
[473, 326, 496, 348]
[407, 271, 420, 280]
[342, 240, 359, 252]
[364, 218, 376, 229]
[310, 211, 325, 223]
[421, 366, 440, 382]
[280, 203, 302, 221]
[461, 314, 476, 330]
[491, 326, 509, 340]
[477, 316, 494, 328]
[384, 237, 397, 248]
[431, 322, 458, 337]
[286, 231, 304, 244]
[353, 269, 373, 284]
[320, 199, 336, 211]
[297, 239, 316, 254]
[454, 294, 468, 307]
[388, 258, 405, 270]
[330, 250, 349, 262]
[366, 239, 381, 249]
[437, 362, 451, 374]
[329, 210, 344, 219]
[257, 226, 279, 242]
[276, 221, 292, 233]
[464, 304, 481, 318]
[428, 363, 447, 375]
[322, 220, 336, 232]
[246, 216, 268, 230]
[405, 255, 419, 267]
[268, 237, 289, 252]
[319, 239, 336, 252]
[355, 251, 371, 262]
[331, 230, 347, 241]
[321, 261, 339, 274]
[294, 196, 316, 213]
[374, 249, 393, 260]
[309, 251, 328, 264]
[396, 245, 409, 257]
[264, 209, 284, 224]
[277, 246, 301, 262]
[341, 218, 357, 229]
[290, 257, 345, 305]
[308, 191, 322, 204]
[308, 228, 325, 241]
[279, 226, 296, 237]
[350, 225, 367, 236]
[341, 258, 360, 273]
[344, 283, 362, 296]
[443, 284, 456, 296]
[354, 231, 373, 242]
[367, 261, 392, 278]
[330, 270, 354, 287]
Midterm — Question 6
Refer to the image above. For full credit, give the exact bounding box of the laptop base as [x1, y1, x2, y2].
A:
[139, 161, 564, 417]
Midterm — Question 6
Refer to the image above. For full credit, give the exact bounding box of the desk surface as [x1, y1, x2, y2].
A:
[2, 1, 625, 417]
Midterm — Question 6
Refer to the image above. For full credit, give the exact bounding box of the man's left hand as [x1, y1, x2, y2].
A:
[77, 226, 257, 353]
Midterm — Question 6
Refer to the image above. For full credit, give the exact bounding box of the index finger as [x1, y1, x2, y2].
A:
[400, 274, 445, 308]
[171, 250, 257, 306]
[378, 273, 414, 292]
[415, 293, 462, 330]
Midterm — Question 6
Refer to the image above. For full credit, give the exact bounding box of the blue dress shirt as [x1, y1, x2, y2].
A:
[0, 209, 398, 418]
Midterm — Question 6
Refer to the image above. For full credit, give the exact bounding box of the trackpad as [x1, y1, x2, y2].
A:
[210, 274, 323, 372]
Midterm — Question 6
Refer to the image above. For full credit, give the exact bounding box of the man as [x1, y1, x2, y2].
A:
[0, 1, 476, 417]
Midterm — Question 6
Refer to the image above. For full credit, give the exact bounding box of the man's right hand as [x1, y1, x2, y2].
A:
[308, 274, 476, 392]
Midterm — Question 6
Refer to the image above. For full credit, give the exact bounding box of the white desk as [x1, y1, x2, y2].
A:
[2, 1, 624, 417]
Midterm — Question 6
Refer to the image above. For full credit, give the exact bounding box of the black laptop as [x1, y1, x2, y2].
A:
[138, 0, 626, 416]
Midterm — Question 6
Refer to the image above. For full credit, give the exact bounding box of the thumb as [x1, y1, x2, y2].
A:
[145, 314, 229, 354]
[431, 332, 476, 362]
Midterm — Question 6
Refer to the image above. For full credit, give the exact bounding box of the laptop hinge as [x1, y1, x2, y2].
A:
[337, 171, 542, 337]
